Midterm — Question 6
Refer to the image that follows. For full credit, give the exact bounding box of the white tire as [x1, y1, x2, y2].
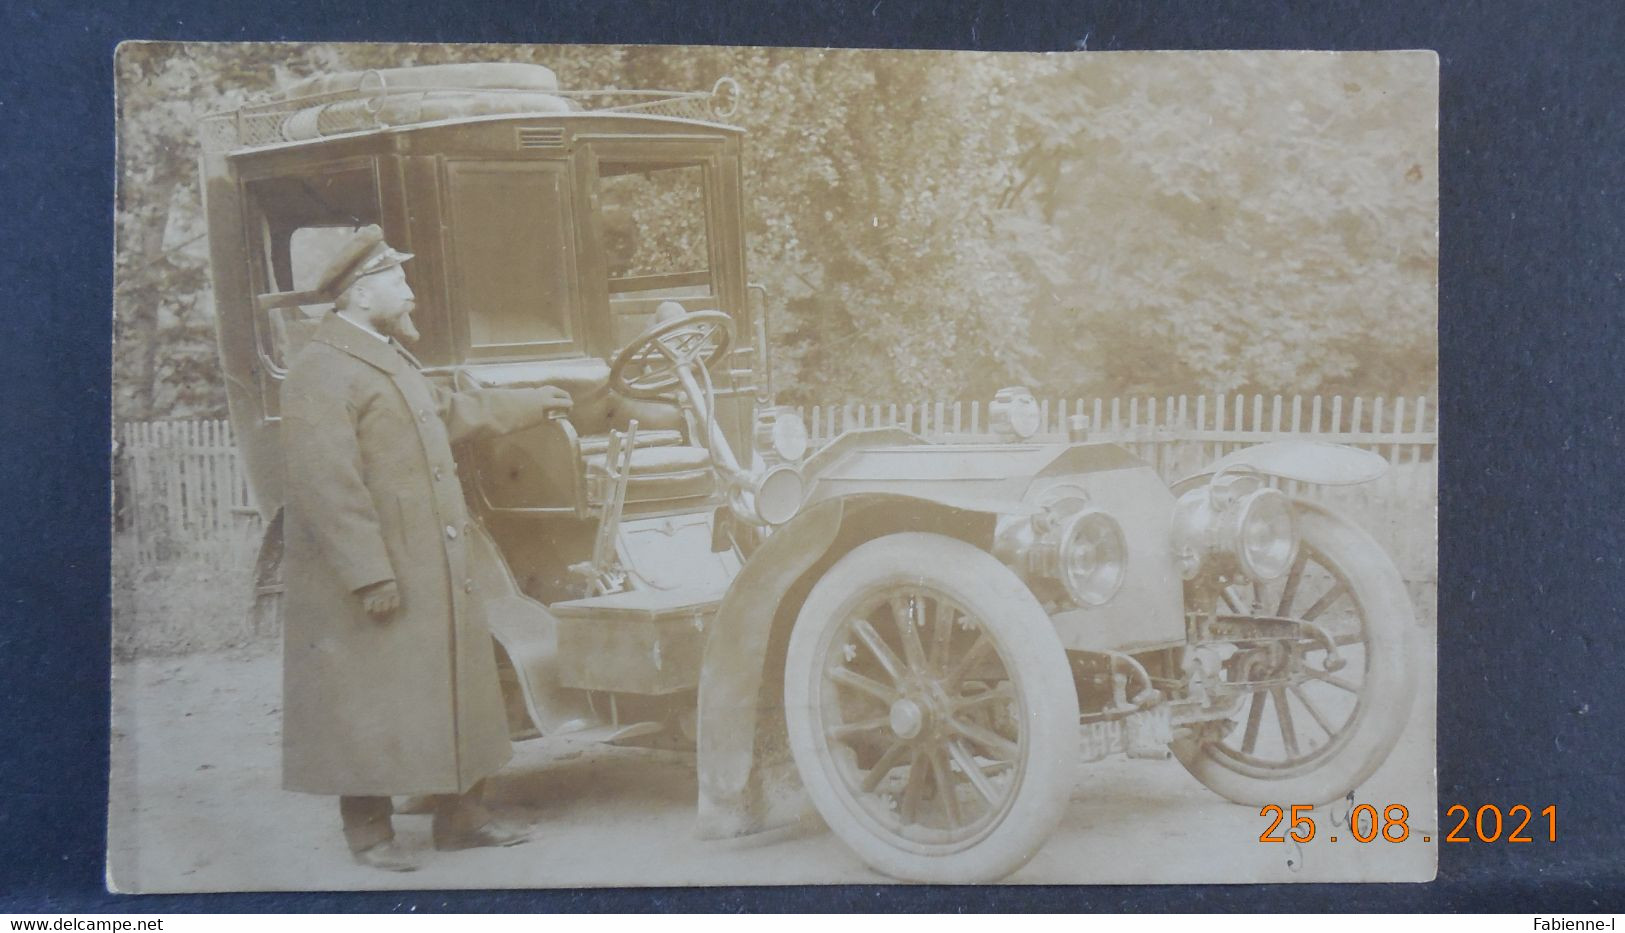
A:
[785, 532, 1079, 882]
[1173, 505, 1418, 805]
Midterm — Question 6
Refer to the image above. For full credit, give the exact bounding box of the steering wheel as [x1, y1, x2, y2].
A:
[608, 309, 734, 400]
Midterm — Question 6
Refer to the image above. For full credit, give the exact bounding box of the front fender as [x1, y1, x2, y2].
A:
[696, 497, 845, 838]
[1178, 440, 1388, 492]
[695, 493, 998, 839]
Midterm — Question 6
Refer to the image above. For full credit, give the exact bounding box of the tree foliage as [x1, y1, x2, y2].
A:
[113, 44, 1436, 419]
[1014, 52, 1438, 398]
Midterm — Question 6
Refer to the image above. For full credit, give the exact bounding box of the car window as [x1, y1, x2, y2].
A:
[444, 160, 578, 352]
[599, 161, 711, 297]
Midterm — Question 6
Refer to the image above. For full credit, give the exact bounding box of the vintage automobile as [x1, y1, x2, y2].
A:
[201, 62, 1419, 882]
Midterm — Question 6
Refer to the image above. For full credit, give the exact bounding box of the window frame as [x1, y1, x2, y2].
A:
[575, 134, 749, 372]
[439, 156, 586, 362]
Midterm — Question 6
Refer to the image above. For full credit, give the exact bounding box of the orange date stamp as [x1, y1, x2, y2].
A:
[1259, 804, 1557, 844]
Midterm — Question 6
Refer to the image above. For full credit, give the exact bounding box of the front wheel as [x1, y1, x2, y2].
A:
[1173, 502, 1419, 805]
[784, 533, 1079, 883]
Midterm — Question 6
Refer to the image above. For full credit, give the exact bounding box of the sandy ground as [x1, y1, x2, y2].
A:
[108, 633, 1436, 892]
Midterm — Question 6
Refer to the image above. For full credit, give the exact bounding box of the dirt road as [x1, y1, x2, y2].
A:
[108, 640, 1435, 891]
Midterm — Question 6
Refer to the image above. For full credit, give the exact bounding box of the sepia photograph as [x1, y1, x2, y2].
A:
[108, 41, 1438, 890]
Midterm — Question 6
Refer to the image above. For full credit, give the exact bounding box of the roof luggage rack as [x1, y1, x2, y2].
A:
[199, 64, 740, 153]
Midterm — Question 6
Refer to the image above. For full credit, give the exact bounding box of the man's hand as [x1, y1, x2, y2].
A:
[358, 580, 401, 622]
[539, 385, 573, 412]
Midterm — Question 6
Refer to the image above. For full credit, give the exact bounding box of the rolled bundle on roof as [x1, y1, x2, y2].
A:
[279, 89, 573, 142]
[279, 62, 560, 99]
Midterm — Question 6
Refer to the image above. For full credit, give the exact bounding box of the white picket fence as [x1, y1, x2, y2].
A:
[115, 393, 1437, 586]
[115, 419, 258, 567]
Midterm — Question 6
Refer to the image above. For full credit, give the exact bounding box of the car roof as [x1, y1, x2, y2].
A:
[201, 64, 744, 157]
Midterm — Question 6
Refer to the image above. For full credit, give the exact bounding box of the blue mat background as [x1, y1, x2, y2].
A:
[1, 0, 1620, 913]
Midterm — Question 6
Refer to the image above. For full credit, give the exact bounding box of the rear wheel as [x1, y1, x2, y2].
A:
[1173, 504, 1418, 805]
[784, 533, 1079, 882]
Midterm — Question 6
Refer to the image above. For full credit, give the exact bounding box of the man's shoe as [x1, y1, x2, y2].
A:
[352, 840, 419, 872]
[433, 820, 531, 851]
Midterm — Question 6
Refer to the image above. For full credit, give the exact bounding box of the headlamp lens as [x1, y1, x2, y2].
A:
[1059, 510, 1127, 606]
[753, 464, 804, 526]
[1008, 398, 1042, 440]
[1237, 489, 1296, 581]
[771, 413, 809, 462]
[990, 388, 1042, 440]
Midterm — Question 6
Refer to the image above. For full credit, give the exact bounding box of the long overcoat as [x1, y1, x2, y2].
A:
[280, 313, 560, 796]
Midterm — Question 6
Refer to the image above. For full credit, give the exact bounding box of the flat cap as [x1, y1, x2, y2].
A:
[313, 224, 413, 299]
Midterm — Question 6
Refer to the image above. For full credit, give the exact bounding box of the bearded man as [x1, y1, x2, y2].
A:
[279, 225, 571, 872]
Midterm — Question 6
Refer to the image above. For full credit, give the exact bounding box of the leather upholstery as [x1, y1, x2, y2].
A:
[467, 356, 711, 506]
[577, 429, 683, 457]
[585, 444, 715, 501]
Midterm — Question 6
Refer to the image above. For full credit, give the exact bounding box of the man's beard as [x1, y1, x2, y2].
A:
[373, 307, 420, 344]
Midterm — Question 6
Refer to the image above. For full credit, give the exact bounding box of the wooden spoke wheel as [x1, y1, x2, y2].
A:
[785, 533, 1079, 883]
[1173, 502, 1419, 805]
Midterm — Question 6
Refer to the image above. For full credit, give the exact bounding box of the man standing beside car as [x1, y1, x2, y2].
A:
[278, 225, 572, 872]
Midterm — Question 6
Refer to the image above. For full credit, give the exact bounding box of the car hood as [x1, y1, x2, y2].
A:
[800, 430, 1148, 514]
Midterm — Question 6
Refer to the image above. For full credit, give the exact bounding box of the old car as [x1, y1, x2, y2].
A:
[201, 62, 1420, 882]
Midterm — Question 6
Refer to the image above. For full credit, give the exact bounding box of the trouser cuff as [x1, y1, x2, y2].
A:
[430, 780, 494, 842]
[339, 795, 395, 853]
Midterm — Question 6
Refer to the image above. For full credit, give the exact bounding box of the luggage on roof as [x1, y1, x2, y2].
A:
[277, 62, 560, 99]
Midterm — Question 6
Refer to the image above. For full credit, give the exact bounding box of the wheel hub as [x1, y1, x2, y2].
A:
[889, 697, 928, 739]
